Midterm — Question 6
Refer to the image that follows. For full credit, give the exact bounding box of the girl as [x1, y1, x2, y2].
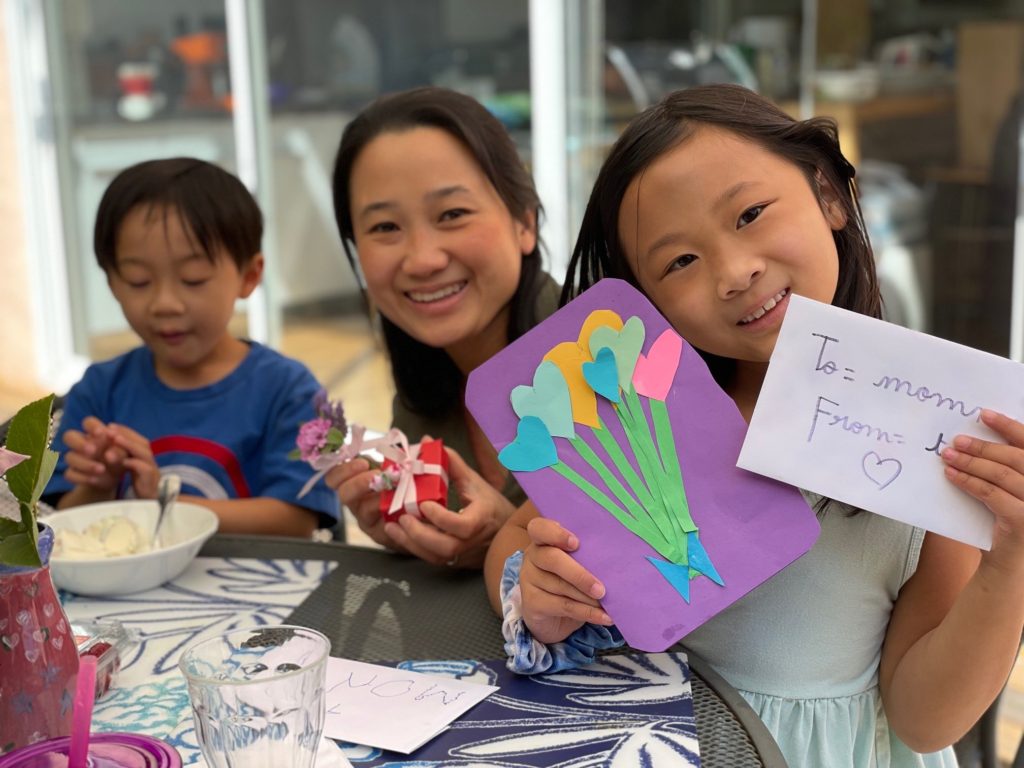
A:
[328, 87, 560, 568]
[484, 84, 1024, 766]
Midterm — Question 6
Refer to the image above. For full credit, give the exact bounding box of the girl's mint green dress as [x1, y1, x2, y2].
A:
[683, 495, 959, 767]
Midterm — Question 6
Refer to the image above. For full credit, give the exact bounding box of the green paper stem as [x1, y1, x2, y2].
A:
[650, 398, 696, 532]
[591, 421, 656, 510]
[551, 462, 670, 552]
[612, 402, 684, 562]
[624, 388, 690, 540]
[567, 437, 663, 547]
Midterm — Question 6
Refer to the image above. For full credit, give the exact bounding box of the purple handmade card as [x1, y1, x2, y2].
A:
[465, 278, 819, 651]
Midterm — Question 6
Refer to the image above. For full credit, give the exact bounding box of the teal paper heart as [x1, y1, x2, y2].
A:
[511, 361, 575, 438]
[498, 416, 559, 472]
[589, 316, 646, 392]
[582, 347, 621, 403]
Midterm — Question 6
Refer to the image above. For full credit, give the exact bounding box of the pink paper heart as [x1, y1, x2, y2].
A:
[633, 329, 683, 401]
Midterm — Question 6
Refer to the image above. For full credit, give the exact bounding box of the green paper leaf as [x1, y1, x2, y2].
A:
[0, 531, 42, 567]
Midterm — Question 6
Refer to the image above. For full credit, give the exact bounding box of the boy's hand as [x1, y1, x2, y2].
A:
[325, 457, 401, 551]
[384, 447, 514, 568]
[519, 516, 613, 644]
[61, 416, 126, 492]
[942, 409, 1024, 576]
[108, 424, 160, 499]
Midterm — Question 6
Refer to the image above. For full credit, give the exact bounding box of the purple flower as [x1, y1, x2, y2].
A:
[313, 389, 347, 437]
[296, 418, 332, 463]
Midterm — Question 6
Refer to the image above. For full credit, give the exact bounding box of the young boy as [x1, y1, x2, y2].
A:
[45, 157, 338, 536]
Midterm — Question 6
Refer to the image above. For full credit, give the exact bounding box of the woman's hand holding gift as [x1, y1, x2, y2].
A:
[518, 515, 614, 644]
[325, 457, 406, 552]
[384, 446, 515, 568]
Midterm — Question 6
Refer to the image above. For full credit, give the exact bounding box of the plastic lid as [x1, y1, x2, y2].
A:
[0, 733, 181, 768]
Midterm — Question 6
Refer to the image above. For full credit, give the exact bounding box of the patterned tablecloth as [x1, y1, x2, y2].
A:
[61, 556, 350, 767]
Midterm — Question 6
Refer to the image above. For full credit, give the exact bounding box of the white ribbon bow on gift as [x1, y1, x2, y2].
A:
[376, 431, 449, 516]
[298, 426, 448, 514]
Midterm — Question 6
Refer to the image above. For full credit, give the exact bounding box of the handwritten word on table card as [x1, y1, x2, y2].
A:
[322, 658, 498, 753]
[737, 295, 1023, 549]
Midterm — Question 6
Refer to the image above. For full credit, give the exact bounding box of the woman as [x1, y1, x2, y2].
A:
[329, 86, 559, 568]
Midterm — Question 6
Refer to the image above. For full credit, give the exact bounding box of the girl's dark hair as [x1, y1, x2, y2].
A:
[332, 86, 545, 417]
[564, 83, 880, 388]
[94, 157, 262, 273]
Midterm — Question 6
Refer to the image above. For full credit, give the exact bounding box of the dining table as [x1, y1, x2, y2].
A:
[55, 533, 788, 768]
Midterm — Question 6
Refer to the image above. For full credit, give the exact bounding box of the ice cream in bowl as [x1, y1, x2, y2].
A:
[45, 499, 218, 596]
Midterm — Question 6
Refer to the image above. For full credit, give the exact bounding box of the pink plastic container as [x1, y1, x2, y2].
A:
[0, 733, 181, 767]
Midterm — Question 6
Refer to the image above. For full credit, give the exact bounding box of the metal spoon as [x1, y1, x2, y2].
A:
[154, 474, 181, 549]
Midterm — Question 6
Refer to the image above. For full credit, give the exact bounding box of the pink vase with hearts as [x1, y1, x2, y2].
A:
[0, 524, 78, 755]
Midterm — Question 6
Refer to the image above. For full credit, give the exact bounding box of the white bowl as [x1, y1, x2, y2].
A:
[45, 500, 218, 596]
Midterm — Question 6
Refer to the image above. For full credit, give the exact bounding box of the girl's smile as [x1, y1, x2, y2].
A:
[736, 287, 790, 329]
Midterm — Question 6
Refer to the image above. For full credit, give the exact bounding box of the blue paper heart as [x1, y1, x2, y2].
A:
[582, 347, 621, 403]
[498, 416, 559, 472]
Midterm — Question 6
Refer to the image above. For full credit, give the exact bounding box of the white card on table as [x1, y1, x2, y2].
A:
[737, 295, 1024, 549]
[322, 658, 497, 753]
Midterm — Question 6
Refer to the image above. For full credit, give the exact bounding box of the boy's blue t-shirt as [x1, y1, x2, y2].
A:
[45, 341, 339, 528]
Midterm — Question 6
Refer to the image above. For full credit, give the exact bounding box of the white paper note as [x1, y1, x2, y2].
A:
[322, 658, 498, 753]
[737, 295, 1024, 549]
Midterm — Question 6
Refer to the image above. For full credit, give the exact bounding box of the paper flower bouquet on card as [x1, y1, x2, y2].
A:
[292, 390, 448, 522]
[465, 279, 820, 651]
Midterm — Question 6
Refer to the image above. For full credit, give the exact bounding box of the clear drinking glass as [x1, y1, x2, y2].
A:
[178, 625, 330, 768]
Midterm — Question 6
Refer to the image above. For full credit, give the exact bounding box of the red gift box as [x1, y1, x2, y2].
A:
[379, 438, 449, 522]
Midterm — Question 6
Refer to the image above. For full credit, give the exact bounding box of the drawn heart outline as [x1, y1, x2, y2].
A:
[862, 452, 902, 490]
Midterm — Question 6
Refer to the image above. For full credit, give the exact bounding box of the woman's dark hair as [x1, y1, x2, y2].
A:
[332, 86, 545, 417]
[563, 83, 880, 389]
[94, 157, 263, 273]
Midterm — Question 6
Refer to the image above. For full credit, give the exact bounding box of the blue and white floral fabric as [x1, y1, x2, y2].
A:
[347, 652, 700, 767]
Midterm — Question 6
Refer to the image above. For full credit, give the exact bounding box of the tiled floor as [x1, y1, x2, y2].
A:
[3, 311, 1024, 764]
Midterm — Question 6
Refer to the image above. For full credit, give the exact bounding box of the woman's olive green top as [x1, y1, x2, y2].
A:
[390, 274, 561, 510]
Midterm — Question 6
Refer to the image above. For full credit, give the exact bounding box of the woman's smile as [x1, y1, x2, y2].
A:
[405, 279, 468, 305]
